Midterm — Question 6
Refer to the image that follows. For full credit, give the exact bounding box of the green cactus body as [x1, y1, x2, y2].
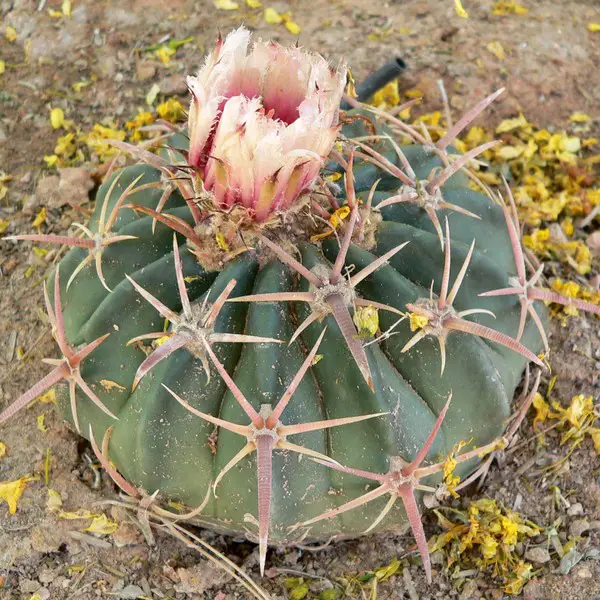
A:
[48, 117, 547, 546]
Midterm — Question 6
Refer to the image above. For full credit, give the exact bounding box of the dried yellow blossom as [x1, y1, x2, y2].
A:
[155, 45, 176, 65]
[409, 312, 429, 331]
[492, 1, 528, 16]
[570, 112, 590, 123]
[370, 80, 401, 110]
[310, 206, 351, 241]
[264, 7, 283, 24]
[353, 305, 380, 338]
[84, 514, 118, 535]
[588, 23, 600, 32]
[32, 207, 47, 229]
[496, 114, 530, 133]
[486, 41, 506, 60]
[214, 0, 239, 9]
[0, 442, 6, 459]
[5, 26, 17, 42]
[454, 0, 469, 19]
[0, 476, 38, 514]
[156, 98, 185, 122]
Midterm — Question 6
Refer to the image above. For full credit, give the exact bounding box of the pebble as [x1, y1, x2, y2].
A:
[574, 565, 593, 579]
[567, 502, 583, 517]
[524, 546, 551, 564]
[569, 519, 590, 538]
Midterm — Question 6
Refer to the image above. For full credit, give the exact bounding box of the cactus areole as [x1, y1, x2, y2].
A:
[15, 27, 597, 581]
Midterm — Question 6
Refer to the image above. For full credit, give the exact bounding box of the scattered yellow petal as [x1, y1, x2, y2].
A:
[37, 389, 56, 404]
[246, 0, 262, 6]
[62, 0, 72, 17]
[409, 313, 429, 331]
[370, 80, 401, 110]
[28, 595, 43, 600]
[50, 107, 65, 129]
[454, 0, 469, 18]
[0, 442, 6, 459]
[0, 218, 9, 234]
[37, 414, 47, 433]
[353, 305, 379, 338]
[215, 232, 230, 252]
[48, 8, 63, 17]
[588, 23, 600, 32]
[454, 0, 469, 19]
[32, 207, 47, 229]
[44, 448, 51, 486]
[84, 514, 118, 535]
[156, 98, 185, 122]
[155, 45, 176, 65]
[310, 206, 350, 241]
[5, 26, 17, 42]
[486, 41, 505, 60]
[284, 19, 301, 35]
[404, 88, 423, 99]
[0, 476, 38, 514]
[264, 7, 283, 24]
[496, 113, 529, 133]
[47, 488, 63, 511]
[99, 379, 126, 392]
[72, 80, 91, 93]
[492, 1, 528, 15]
[570, 112, 590, 123]
[0, 60, 5, 75]
[214, 0, 239, 8]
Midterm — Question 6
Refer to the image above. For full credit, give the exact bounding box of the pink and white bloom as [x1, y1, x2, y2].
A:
[187, 27, 346, 221]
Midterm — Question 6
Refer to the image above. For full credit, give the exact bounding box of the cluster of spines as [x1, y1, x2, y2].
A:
[2, 89, 599, 582]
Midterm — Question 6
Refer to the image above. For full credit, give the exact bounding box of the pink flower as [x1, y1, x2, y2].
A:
[187, 27, 346, 221]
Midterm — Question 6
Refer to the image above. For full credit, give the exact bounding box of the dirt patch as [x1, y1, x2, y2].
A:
[1, 0, 599, 598]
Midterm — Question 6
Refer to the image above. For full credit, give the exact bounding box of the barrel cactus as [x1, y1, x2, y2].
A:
[4, 27, 599, 582]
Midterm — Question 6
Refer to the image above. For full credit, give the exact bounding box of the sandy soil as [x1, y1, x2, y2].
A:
[0, 0, 599, 598]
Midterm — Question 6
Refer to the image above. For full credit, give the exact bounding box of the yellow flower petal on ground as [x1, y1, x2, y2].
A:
[264, 7, 283, 24]
[5, 26, 17, 42]
[492, 1, 528, 15]
[246, 0, 262, 6]
[32, 207, 47, 229]
[404, 88, 423, 99]
[454, 0, 469, 18]
[50, 107, 65, 130]
[37, 414, 47, 432]
[214, 0, 239, 9]
[496, 113, 529, 133]
[62, 0, 72, 17]
[0, 476, 38, 514]
[0, 442, 6, 459]
[496, 145, 525, 160]
[155, 46, 176, 65]
[284, 19, 301, 35]
[84, 514, 118, 535]
[570, 112, 590, 123]
[588, 23, 600, 32]
[486, 41, 505, 60]
[47, 488, 63, 511]
[0, 60, 5, 75]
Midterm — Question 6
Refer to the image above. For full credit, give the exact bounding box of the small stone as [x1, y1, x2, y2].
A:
[524, 547, 551, 564]
[158, 74, 188, 95]
[587, 231, 600, 255]
[569, 519, 590, 538]
[574, 566, 592, 579]
[136, 61, 157, 82]
[567, 502, 583, 517]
